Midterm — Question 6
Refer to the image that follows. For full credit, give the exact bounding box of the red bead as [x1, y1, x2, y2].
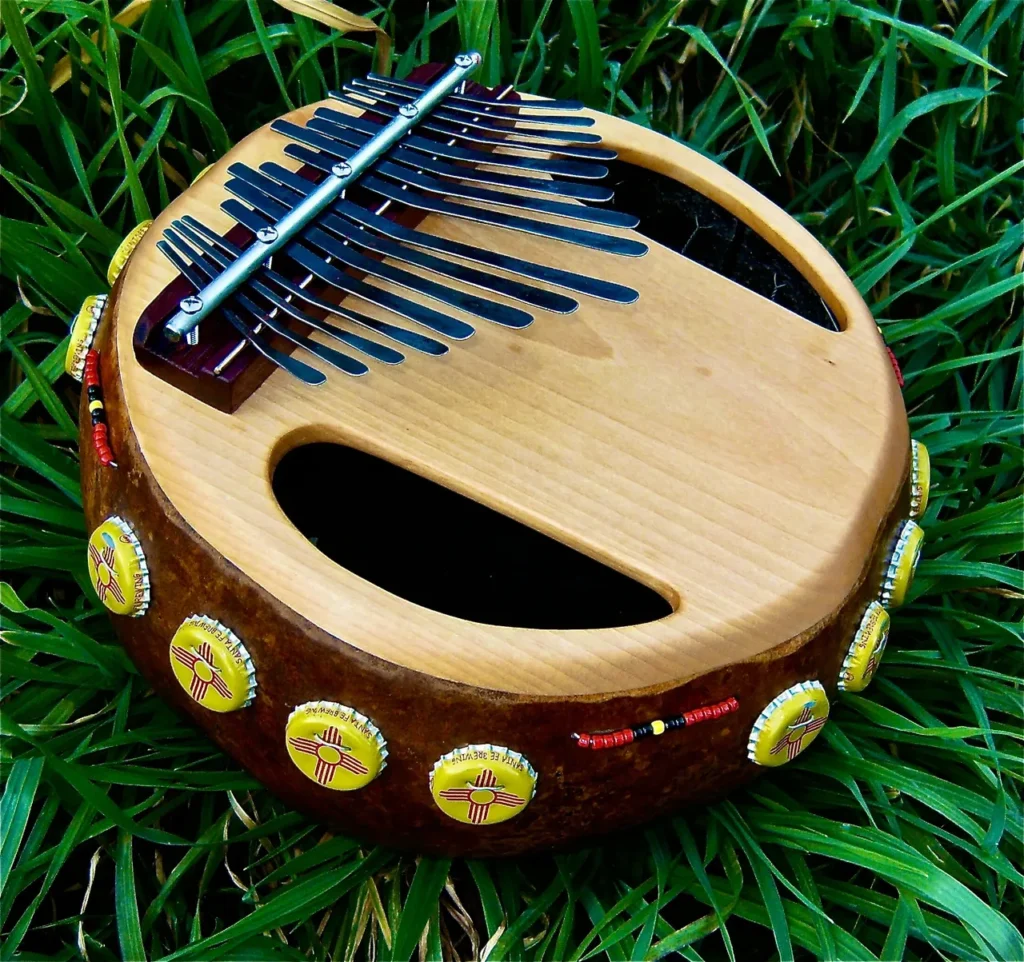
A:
[886, 346, 904, 387]
[681, 696, 740, 726]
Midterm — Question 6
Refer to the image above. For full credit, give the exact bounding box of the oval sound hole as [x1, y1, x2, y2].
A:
[273, 444, 673, 629]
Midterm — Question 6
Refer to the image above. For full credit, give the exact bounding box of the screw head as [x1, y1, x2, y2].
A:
[180, 295, 203, 315]
[455, 52, 480, 68]
[398, 103, 419, 118]
[331, 161, 353, 178]
[256, 226, 278, 243]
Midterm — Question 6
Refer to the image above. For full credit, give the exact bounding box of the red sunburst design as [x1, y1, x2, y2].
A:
[437, 768, 526, 824]
[288, 725, 370, 786]
[89, 539, 126, 606]
[769, 704, 827, 761]
[171, 640, 234, 702]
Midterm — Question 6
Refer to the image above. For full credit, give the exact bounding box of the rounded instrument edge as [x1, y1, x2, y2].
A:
[80, 279, 917, 856]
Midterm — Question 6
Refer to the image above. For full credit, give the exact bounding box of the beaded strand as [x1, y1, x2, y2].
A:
[84, 350, 116, 468]
[573, 696, 740, 750]
[885, 346, 904, 387]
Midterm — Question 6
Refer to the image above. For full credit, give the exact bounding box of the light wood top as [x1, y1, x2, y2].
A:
[114, 100, 908, 696]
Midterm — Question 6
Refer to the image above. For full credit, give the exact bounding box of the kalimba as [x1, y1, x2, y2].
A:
[69, 54, 929, 856]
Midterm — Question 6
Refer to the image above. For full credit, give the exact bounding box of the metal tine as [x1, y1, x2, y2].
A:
[303, 118, 636, 229]
[178, 216, 450, 357]
[220, 197, 475, 341]
[348, 77, 594, 127]
[258, 161, 578, 314]
[226, 167, 534, 329]
[272, 118, 610, 202]
[162, 229, 369, 377]
[155, 240, 327, 386]
[282, 145, 638, 303]
[237, 147, 641, 257]
[367, 73, 585, 112]
[220, 306, 327, 385]
[168, 222, 405, 366]
[333, 197, 640, 304]
[340, 82, 598, 134]
[393, 144, 613, 201]
[302, 111, 608, 179]
[362, 172, 648, 257]
[329, 90, 616, 161]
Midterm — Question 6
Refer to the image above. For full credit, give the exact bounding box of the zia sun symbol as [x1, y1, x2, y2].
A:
[88, 532, 126, 607]
[769, 702, 827, 761]
[288, 726, 370, 786]
[437, 768, 526, 824]
[171, 641, 233, 703]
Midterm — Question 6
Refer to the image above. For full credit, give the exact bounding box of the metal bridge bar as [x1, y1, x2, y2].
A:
[162, 52, 481, 342]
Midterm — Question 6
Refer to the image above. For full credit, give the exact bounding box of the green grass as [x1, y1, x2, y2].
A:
[1, 0, 1021, 958]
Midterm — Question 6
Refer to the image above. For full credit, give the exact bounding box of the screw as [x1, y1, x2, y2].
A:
[399, 103, 419, 118]
[256, 226, 278, 243]
[455, 52, 480, 68]
[331, 161, 353, 178]
[180, 295, 203, 314]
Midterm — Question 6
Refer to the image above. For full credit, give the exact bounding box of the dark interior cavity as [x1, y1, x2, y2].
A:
[273, 443, 673, 629]
[605, 160, 841, 331]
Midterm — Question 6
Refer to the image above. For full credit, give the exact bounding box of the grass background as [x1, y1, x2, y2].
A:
[1, 0, 1022, 958]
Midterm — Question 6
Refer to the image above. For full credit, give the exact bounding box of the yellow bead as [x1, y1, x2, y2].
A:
[107, 220, 153, 286]
[284, 701, 387, 791]
[909, 440, 930, 519]
[747, 681, 829, 767]
[88, 399, 104, 413]
[651, 719, 666, 736]
[430, 745, 537, 825]
[64, 294, 106, 381]
[839, 602, 890, 693]
[86, 516, 150, 617]
[880, 520, 925, 608]
[169, 616, 256, 713]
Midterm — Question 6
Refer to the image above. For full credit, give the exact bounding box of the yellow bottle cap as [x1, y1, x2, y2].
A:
[909, 440, 930, 519]
[169, 615, 256, 712]
[191, 163, 214, 185]
[839, 602, 890, 693]
[880, 520, 924, 608]
[747, 680, 829, 767]
[65, 294, 107, 380]
[285, 701, 387, 791]
[86, 516, 150, 617]
[430, 745, 537, 825]
[107, 220, 153, 286]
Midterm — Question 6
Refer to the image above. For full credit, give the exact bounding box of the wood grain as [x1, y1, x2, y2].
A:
[109, 101, 908, 697]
